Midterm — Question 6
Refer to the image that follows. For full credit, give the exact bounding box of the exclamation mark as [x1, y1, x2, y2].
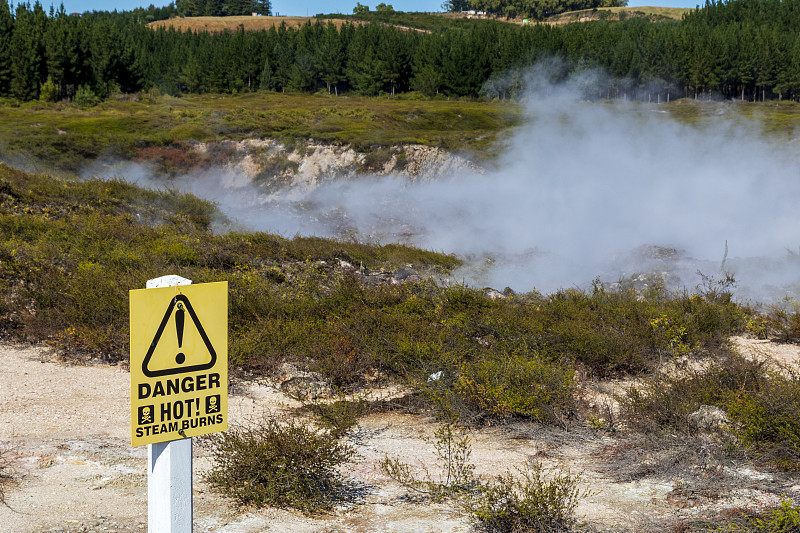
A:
[175, 302, 185, 365]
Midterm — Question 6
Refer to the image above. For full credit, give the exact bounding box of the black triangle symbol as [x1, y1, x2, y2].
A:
[142, 295, 217, 377]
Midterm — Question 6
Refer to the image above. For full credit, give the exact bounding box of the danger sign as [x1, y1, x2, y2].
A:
[130, 281, 228, 446]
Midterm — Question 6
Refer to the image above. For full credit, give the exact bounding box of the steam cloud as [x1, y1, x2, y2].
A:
[96, 68, 800, 303]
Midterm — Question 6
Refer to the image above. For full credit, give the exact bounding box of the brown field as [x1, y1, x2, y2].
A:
[545, 5, 691, 24]
[148, 15, 353, 33]
[444, 5, 690, 25]
[148, 8, 689, 35]
[147, 15, 432, 34]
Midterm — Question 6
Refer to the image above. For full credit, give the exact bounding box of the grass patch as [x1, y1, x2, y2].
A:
[201, 414, 356, 512]
[546, 6, 690, 24]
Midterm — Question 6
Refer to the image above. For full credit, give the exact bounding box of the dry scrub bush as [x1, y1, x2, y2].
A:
[466, 463, 586, 533]
[202, 415, 356, 513]
[379, 421, 477, 501]
[621, 351, 800, 470]
[305, 395, 370, 438]
[380, 420, 586, 532]
[0, 448, 13, 505]
[763, 304, 800, 344]
[692, 497, 800, 533]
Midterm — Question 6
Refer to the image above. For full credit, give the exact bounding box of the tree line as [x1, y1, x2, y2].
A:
[175, 0, 271, 17]
[2, 0, 800, 104]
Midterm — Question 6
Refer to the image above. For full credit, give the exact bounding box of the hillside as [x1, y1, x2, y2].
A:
[545, 5, 691, 23]
[148, 15, 354, 33]
[146, 8, 690, 36]
[148, 12, 512, 34]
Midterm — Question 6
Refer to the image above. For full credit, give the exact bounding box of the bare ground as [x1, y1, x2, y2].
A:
[1, 339, 799, 533]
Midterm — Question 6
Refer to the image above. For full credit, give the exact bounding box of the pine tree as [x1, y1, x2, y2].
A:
[319, 22, 345, 95]
[255, 0, 271, 15]
[0, 0, 13, 95]
[10, 2, 48, 101]
[411, 35, 443, 96]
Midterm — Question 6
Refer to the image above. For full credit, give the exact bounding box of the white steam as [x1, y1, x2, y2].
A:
[91, 69, 800, 302]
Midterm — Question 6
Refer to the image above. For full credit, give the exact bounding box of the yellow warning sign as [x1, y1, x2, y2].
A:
[130, 281, 227, 446]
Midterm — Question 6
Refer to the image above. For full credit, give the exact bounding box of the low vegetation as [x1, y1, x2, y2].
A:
[621, 351, 800, 471]
[379, 421, 477, 500]
[305, 396, 371, 438]
[0, 163, 766, 397]
[381, 420, 586, 532]
[0, 449, 12, 505]
[0, 92, 519, 175]
[466, 464, 586, 533]
[687, 498, 800, 532]
[322, 10, 519, 32]
[3, 162, 800, 521]
[201, 414, 356, 512]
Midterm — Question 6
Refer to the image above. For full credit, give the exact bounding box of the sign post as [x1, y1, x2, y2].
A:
[130, 276, 228, 533]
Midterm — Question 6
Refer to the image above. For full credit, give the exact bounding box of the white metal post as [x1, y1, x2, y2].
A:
[146, 275, 193, 533]
[148, 438, 193, 532]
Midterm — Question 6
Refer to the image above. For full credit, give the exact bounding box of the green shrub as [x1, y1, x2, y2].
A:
[620, 352, 766, 435]
[360, 146, 394, 172]
[39, 76, 58, 103]
[202, 415, 356, 512]
[454, 351, 575, 423]
[306, 396, 370, 438]
[466, 463, 586, 533]
[751, 498, 800, 532]
[310, 325, 373, 391]
[531, 283, 749, 377]
[73, 85, 98, 108]
[700, 498, 800, 532]
[621, 351, 800, 470]
[764, 304, 800, 343]
[726, 369, 800, 471]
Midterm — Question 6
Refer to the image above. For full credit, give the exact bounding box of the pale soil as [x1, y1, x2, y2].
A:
[1, 339, 799, 533]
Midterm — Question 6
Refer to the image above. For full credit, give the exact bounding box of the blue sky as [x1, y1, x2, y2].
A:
[52, 0, 701, 17]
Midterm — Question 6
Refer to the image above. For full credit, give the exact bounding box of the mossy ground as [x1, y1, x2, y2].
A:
[0, 92, 521, 176]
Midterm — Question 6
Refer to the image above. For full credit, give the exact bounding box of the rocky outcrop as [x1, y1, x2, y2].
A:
[191, 138, 484, 192]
